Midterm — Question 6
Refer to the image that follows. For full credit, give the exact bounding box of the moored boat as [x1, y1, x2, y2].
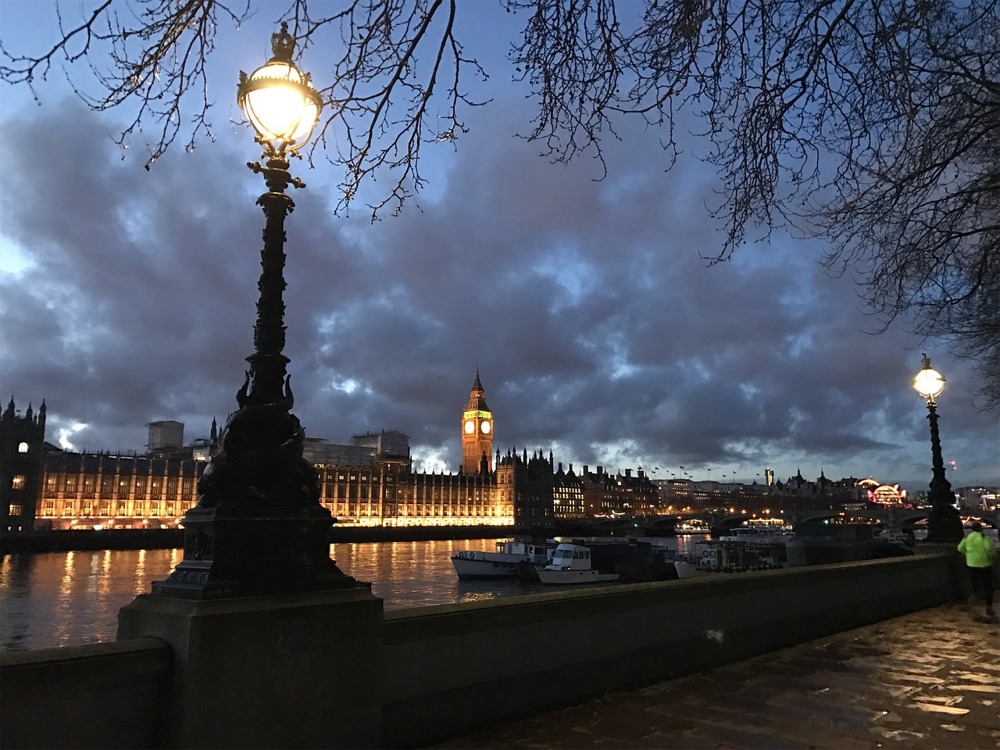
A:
[674, 537, 785, 578]
[785, 520, 880, 566]
[786, 520, 915, 565]
[673, 557, 708, 579]
[718, 524, 794, 545]
[451, 539, 556, 579]
[535, 543, 621, 585]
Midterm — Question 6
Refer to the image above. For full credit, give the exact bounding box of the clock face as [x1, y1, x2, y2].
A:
[464, 419, 475, 434]
[481, 421, 491, 434]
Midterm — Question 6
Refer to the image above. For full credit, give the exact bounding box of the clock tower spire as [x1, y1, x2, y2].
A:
[461, 370, 493, 474]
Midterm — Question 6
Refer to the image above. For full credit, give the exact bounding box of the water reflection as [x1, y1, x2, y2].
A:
[134, 548, 147, 596]
[0, 536, 693, 652]
[55, 551, 77, 647]
[333, 538, 504, 610]
[0, 539, 503, 651]
[99, 550, 112, 597]
[0, 554, 36, 649]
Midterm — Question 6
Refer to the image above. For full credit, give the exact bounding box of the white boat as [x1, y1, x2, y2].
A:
[535, 543, 620, 585]
[451, 539, 556, 579]
[675, 520, 711, 534]
[673, 558, 708, 579]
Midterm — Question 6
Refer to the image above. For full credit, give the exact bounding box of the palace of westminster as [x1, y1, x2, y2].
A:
[1, 373, 920, 535]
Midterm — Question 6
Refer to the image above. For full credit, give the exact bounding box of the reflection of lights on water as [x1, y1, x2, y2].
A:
[98, 550, 112, 597]
[59, 552, 75, 597]
[330, 539, 502, 608]
[459, 591, 500, 603]
[88, 553, 101, 595]
[134, 548, 147, 595]
[55, 551, 76, 647]
[5, 540, 559, 650]
[3, 549, 187, 650]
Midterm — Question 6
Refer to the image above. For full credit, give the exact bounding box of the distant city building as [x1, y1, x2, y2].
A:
[496, 448, 554, 524]
[191, 438, 214, 463]
[577, 466, 659, 516]
[958, 486, 999, 511]
[769, 469, 865, 501]
[553, 463, 585, 518]
[147, 420, 185, 455]
[303, 438, 377, 467]
[652, 469, 873, 511]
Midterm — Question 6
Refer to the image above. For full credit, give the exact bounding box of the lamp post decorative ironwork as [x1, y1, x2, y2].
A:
[912, 354, 963, 543]
[155, 24, 355, 598]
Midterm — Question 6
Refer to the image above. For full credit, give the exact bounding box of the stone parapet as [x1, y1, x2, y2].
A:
[0, 638, 171, 748]
[0, 550, 960, 749]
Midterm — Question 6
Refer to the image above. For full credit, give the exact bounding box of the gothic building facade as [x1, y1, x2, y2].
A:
[1, 373, 580, 534]
[1, 399, 46, 533]
[461, 370, 493, 474]
[34, 451, 206, 530]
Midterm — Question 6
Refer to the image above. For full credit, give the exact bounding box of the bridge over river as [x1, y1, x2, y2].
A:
[644, 506, 999, 535]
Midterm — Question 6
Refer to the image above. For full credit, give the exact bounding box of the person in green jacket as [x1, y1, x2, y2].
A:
[957, 522, 997, 619]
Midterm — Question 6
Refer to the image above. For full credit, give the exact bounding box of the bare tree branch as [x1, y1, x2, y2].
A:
[2, 0, 997, 403]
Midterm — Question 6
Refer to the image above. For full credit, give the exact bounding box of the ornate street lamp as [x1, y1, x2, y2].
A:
[912, 354, 962, 543]
[155, 24, 355, 598]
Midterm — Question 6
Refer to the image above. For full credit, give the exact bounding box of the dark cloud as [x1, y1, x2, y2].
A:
[1, 86, 996, 492]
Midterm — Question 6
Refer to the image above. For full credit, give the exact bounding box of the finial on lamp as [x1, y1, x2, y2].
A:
[270, 22, 295, 62]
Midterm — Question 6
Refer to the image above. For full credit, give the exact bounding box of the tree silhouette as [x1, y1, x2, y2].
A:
[3, 0, 996, 405]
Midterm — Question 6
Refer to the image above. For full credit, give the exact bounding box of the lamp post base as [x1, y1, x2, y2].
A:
[118, 586, 383, 748]
[154, 504, 357, 599]
[924, 503, 963, 544]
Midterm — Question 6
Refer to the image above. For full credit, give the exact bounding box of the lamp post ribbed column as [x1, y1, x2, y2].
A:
[154, 24, 355, 598]
[913, 355, 962, 544]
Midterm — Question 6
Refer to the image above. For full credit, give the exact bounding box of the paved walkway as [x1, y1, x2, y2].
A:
[436, 603, 999, 749]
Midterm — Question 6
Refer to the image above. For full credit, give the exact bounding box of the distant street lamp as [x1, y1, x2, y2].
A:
[912, 354, 963, 543]
[155, 24, 355, 597]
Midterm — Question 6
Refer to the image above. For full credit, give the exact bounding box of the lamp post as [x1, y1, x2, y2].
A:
[912, 354, 963, 543]
[154, 24, 355, 598]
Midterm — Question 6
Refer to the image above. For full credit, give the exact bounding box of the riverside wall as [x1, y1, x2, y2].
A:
[0, 548, 962, 749]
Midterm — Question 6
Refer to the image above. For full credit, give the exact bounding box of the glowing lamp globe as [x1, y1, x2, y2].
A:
[913, 355, 945, 403]
[238, 24, 322, 152]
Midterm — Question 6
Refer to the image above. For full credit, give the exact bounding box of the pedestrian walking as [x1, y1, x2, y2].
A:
[957, 522, 997, 620]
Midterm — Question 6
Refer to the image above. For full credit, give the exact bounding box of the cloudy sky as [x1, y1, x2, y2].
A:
[1, 2, 996, 492]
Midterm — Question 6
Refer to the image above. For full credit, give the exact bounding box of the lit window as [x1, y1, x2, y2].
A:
[11, 475, 25, 490]
[8, 504, 22, 516]
[17, 442, 29, 454]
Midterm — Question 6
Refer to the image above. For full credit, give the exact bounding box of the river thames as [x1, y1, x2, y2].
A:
[0, 537, 693, 652]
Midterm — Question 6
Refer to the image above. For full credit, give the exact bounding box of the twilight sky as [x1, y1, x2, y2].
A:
[1, 2, 997, 492]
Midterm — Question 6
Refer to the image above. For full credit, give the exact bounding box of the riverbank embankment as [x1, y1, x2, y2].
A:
[0, 520, 640, 554]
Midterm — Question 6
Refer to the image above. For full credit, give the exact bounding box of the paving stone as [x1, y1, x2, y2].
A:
[434, 605, 1000, 749]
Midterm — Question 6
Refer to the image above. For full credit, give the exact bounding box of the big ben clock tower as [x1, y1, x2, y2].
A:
[461, 370, 493, 474]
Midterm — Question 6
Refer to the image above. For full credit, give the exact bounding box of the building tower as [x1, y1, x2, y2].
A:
[0, 399, 46, 534]
[461, 371, 493, 474]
